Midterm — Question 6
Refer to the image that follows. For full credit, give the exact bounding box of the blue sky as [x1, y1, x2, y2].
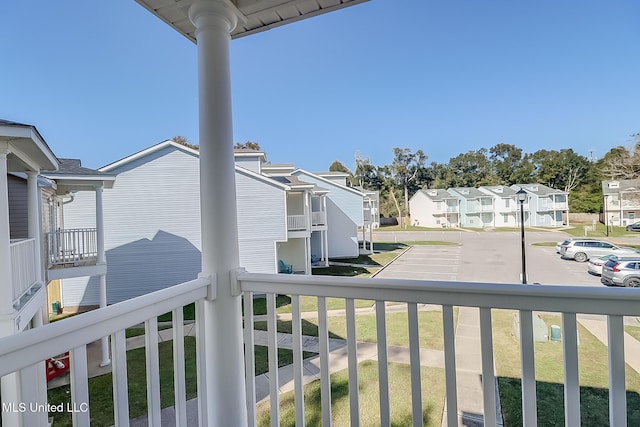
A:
[1, 1, 639, 172]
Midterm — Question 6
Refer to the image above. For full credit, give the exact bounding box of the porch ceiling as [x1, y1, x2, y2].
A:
[135, 0, 368, 41]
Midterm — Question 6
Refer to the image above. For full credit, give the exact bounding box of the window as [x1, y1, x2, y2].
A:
[505, 199, 510, 208]
[609, 182, 620, 189]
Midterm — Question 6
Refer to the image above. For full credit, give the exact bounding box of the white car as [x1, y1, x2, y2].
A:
[587, 254, 619, 276]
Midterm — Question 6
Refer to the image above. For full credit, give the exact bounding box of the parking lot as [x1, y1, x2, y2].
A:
[373, 230, 634, 287]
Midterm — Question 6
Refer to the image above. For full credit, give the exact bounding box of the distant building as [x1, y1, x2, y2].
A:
[602, 179, 640, 226]
[409, 183, 568, 228]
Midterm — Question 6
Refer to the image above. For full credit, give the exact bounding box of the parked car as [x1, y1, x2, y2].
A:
[559, 239, 638, 262]
[587, 254, 619, 275]
[626, 222, 640, 232]
[601, 257, 640, 287]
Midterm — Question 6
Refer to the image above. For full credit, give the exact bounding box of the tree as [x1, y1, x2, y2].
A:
[329, 160, 351, 173]
[389, 147, 427, 218]
[234, 141, 261, 150]
[489, 143, 534, 185]
[446, 149, 496, 188]
[529, 149, 590, 193]
[172, 136, 199, 150]
[354, 152, 384, 190]
[328, 160, 355, 186]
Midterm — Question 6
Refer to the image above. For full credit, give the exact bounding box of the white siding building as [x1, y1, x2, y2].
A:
[409, 189, 460, 228]
[292, 169, 364, 258]
[60, 141, 290, 307]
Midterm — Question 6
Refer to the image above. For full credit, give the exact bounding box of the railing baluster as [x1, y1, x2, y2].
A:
[291, 294, 305, 426]
[243, 292, 257, 427]
[69, 346, 90, 426]
[442, 304, 457, 427]
[346, 298, 360, 425]
[519, 310, 537, 426]
[407, 302, 422, 427]
[562, 313, 580, 427]
[479, 308, 496, 426]
[608, 314, 626, 427]
[173, 307, 187, 426]
[267, 293, 280, 427]
[111, 329, 130, 426]
[195, 298, 211, 426]
[376, 300, 390, 426]
[145, 317, 161, 426]
[317, 295, 332, 426]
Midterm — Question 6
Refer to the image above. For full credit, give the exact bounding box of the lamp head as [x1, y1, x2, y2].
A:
[516, 188, 527, 203]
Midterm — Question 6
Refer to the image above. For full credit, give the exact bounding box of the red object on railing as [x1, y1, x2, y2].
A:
[46, 352, 70, 382]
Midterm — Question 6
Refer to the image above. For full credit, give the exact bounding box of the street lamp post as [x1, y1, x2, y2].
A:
[516, 188, 527, 284]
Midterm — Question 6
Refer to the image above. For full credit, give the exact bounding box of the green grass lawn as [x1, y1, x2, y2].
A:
[563, 223, 637, 239]
[47, 338, 315, 426]
[376, 224, 459, 232]
[625, 325, 640, 341]
[532, 241, 560, 247]
[256, 361, 446, 427]
[254, 308, 457, 351]
[492, 310, 640, 425]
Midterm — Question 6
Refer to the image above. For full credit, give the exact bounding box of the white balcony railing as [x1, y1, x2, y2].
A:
[0, 277, 210, 426]
[311, 211, 326, 226]
[287, 214, 308, 231]
[9, 238, 39, 305]
[239, 274, 640, 426]
[2, 274, 639, 426]
[46, 228, 98, 266]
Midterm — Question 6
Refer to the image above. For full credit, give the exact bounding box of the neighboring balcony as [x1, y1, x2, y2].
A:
[467, 204, 494, 214]
[311, 211, 326, 227]
[1, 274, 638, 426]
[287, 214, 309, 232]
[363, 208, 372, 224]
[10, 238, 39, 308]
[46, 228, 105, 281]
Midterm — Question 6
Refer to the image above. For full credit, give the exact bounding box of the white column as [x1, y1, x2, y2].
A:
[26, 172, 42, 282]
[95, 185, 110, 366]
[0, 149, 13, 316]
[0, 148, 21, 427]
[324, 229, 329, 266]
[189, 2, 247, 425]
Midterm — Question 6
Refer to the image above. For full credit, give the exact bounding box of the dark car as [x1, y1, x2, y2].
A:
[626, 222, 640, 232]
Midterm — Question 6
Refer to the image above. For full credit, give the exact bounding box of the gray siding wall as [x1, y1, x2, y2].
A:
[62, 145, 286, 306]
[235, 157, 261, 174]
[236, 168, 287, 273]
[292, 171, 362, 258]
[8, 174, 28, 240]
